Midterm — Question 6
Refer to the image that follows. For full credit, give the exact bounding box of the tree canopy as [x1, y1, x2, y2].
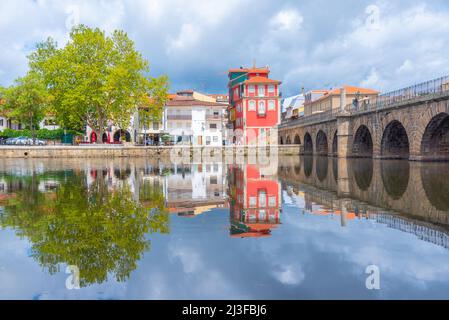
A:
[0, 71, 52, 141]
[29, 25, 169, 141]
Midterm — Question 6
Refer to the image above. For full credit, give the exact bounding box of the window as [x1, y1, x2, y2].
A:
[269, 196, 276, 207]
[259, 210, 267, 221]
[258, 190, 267, 207]
[258, 101, 266, 116]
[268, 85, 275, 93]
[258, 85, 265, 97]
[210, 123, 217, 129]
[210, 176, 217, 184]
[153, 122, 159, 130]
[268, 100, 275, 111]
[249, 196, 257, 207]
[213, 136, 218, 142]
[213, 111, 219, 117]
[0, 119, 3, 126]
[206, 136, 211, 145]
[248, 85, 255, 94]
[248, 100, 256, 111]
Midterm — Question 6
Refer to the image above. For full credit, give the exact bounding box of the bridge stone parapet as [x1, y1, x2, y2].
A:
[279, 80, 449, 161]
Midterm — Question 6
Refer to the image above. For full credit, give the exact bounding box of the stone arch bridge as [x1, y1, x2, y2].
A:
[279, 76, 449, 161]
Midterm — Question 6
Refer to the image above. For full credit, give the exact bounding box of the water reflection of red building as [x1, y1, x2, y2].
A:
[228, 164, 281, 238]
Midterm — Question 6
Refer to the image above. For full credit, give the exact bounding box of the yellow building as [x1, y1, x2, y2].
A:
[304, 86, 379, 116]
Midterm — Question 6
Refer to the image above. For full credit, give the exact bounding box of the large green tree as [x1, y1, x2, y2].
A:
[29, 25, 169, 143]
[0, 72, 52, 143]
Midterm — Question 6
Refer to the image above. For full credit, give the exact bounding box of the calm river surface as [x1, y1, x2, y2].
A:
[0, 156, 449, 300]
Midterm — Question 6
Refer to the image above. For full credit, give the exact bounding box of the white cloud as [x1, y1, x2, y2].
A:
[166, 23, 201, 54]
[270, 9, 304, 32]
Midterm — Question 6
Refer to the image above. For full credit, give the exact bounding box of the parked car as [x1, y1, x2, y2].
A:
[5, 137, 18, 145]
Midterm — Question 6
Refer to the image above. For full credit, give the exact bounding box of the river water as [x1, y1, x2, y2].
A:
[0, 156, 448, 300]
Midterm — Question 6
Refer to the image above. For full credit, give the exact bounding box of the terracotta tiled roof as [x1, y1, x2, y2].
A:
[229, 67, 270, 74]
[308, 86, 379, 104]
[166, 97, 227, 107]
[244, 76, 281, 84]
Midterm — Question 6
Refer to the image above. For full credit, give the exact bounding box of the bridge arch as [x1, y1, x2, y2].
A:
[352, 125, 373, 158]
[294, 134, 301, 145]
[352, 158, 373, 191]
[421, 163, 449, 211]
[420, 112, 449, 160]
[279, 136, 284, 145]
[332, 131, 338, 156]
[304, 133, 313, 154]
[316, 156, 328, 182]
[316, 130, 328, 156]
[303, 156, 313, 178]
[286, 136, 292, 145]
[381, 120, 410, 159]
[381, 160, 410, 200]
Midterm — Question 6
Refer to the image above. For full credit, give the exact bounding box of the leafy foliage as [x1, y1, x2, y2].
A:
[29, 25, 169, 142]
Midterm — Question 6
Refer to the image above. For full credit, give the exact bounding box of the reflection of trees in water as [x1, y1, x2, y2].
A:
[0, 170, 169, 288]
[316, 157, 328, 182]
[381, 160, 410, 200]
[421, 164, 449, 211]
[352, 158, 373, 191]
[303, 156, 313, 177]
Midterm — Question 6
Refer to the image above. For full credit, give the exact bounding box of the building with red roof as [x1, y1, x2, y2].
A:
[228, 66, 282, 145]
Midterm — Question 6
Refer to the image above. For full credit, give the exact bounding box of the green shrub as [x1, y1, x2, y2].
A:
[0, 128, 83, 140]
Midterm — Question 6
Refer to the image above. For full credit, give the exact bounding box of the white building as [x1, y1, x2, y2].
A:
[164, 90, 226, 146]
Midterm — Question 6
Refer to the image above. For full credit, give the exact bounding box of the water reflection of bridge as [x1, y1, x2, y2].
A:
[279, 156, 449, 248]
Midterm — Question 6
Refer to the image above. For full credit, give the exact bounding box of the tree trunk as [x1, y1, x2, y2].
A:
[30, 114, 36, 145]
[98, 126, 104, 144]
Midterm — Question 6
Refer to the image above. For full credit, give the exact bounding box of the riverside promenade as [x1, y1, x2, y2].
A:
[0, 145, 300, 159]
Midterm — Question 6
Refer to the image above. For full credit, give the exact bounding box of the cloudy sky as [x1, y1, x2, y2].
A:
[1, 0, 449, 96]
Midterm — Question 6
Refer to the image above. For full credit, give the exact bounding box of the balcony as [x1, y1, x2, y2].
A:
[167, 115, 192, 120]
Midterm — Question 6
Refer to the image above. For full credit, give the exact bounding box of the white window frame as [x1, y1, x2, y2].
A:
[248, 85, 255, 94]
[258, 101, 266, 116]
[268, 85, 275, 93]
[269, 196, 276, 207]
[258, 85, 265, 97]
[268, 100, 276, 111]
[248, 100, 256, 111]
[249, 196, 257, 207]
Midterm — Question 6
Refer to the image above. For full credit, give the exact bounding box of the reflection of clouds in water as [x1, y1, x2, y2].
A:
[281, 206, 449, 287]
[169, 245, 203, 274]
[273, 264, 305, 286]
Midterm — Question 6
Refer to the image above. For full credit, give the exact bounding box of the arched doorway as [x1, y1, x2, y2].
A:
[90, 132, 97, 143]
[113, 130, 131, 143]
[352, 125, 373, 158]
[420, 113, 449, 160]
[102, 132, 109, 144]
[316, 130, 328, 156]
[304, 133, 313, 154]
[381, 120, 410, 159]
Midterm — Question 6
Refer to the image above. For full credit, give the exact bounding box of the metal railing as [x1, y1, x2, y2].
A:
[346, 75, 449, 114]
[280, 75, 449, 128]
[278, 109, 336, 128]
